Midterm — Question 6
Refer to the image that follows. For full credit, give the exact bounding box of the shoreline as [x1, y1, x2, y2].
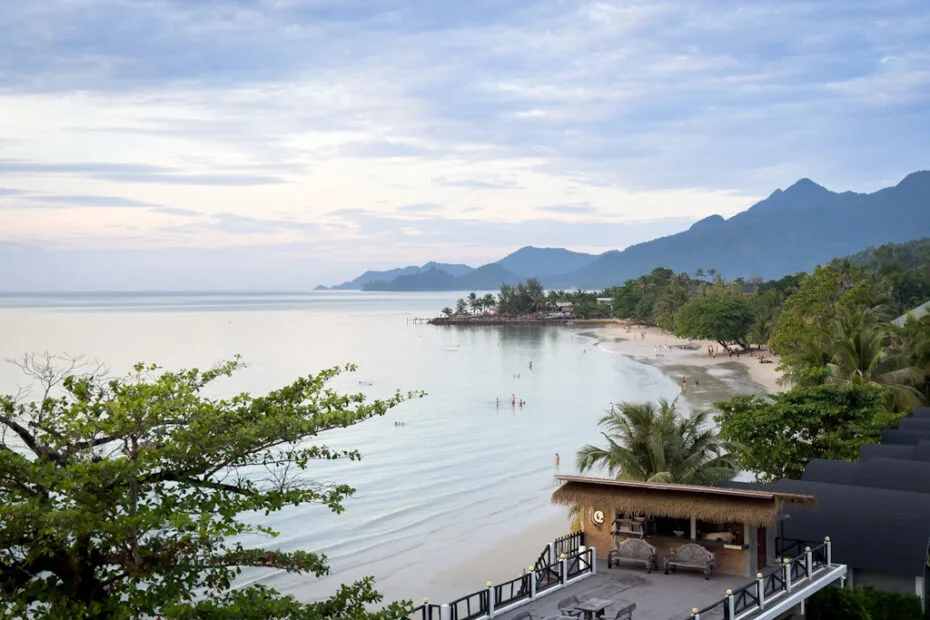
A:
[593, 324, 783, 396]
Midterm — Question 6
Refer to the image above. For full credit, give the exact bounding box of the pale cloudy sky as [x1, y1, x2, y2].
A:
[1, 0, 928, 289]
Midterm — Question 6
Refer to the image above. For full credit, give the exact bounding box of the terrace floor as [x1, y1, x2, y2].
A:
[495, 560, 750, 620]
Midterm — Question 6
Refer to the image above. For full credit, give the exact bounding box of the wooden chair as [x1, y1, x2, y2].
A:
[612, 603, 637, 620]
[557, 594, 582, 617]
[608, 538, 658, 573]
[664, 543, 716, 579]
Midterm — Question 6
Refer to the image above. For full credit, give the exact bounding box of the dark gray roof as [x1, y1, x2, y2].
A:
[719, 479, 930, 576]
[856, 458, 930, 494]
[915, 440, 930, 461]
[897, 417, 930, 431]
[913, 407, 930, 419]
[801, 459, 858, 484]
[880, 428, 930, 445]
[859, 443, 916, 462]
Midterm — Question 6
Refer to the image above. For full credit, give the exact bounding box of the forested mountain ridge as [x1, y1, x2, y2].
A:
[334, 171, 930, 291]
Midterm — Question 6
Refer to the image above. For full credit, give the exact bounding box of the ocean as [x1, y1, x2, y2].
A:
[0, 291, 685, 604]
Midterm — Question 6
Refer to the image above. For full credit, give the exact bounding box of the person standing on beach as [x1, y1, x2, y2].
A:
[681, 377, 687, 394]
[555, 453, 560, 466]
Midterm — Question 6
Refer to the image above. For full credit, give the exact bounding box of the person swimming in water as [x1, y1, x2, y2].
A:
[555, 453, 560, 466]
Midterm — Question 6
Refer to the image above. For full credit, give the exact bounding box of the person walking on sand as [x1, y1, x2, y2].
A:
[511, 393, 516, 406]
[681, 376, 688, 394]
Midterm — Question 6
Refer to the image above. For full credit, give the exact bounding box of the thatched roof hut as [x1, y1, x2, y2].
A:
[551, 475, 816, 527]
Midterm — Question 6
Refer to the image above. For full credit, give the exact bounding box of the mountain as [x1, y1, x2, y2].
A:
[364, 263, 521, 291]
[556, 171, 930, 288]
[332, 171, 930, 291]
[325, 261, 473, 289]
[494, 246, 598, 277]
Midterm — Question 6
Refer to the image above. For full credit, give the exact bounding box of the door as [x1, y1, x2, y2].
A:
[756, 527, 767, 570]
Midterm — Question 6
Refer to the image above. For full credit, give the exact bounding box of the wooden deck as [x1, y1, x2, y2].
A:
[494, 560, 750, 620]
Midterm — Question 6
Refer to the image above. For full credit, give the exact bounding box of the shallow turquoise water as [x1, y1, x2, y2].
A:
[0, 292, 683, 602]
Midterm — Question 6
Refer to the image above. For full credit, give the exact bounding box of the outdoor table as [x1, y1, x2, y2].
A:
[574, 598, 614, 619]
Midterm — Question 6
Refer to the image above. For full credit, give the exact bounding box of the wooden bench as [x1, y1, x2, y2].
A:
[611, 602, 637, 620]
[608, 538, 658, 573]
[664, 543, 716, 579]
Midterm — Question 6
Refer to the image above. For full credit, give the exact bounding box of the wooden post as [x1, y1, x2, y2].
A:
[690, 516, 697, 540]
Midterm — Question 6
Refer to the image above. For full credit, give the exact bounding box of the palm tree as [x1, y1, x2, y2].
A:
[828, 307, 926, 409]
[467, 292, 479, 315]
[575, 399, 739, 485]
[481, 293, 496, 314]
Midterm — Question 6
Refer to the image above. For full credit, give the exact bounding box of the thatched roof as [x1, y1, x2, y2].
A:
[551, 475, 816, 527]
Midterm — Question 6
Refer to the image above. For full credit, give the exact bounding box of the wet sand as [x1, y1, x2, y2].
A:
[595, 324, 784, 396]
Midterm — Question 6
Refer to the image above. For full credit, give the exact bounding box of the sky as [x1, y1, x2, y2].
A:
[1, 0, 929, 290]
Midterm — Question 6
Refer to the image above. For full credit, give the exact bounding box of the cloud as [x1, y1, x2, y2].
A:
[0, 159, 286, 186]
[536, 203, 599, 215]
[22, 194, 160, 208]
[0, 0, 928, 288]
[435, 176, 523, 190]
[396, 203, 443, 214]
[0, 188, 26, 196]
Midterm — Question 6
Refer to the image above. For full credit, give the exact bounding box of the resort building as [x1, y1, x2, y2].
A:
[719, 406, 930, 609]
[550, 475, 817, 578]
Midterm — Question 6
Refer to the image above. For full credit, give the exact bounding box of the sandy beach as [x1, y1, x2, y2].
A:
[594, 323, 784, 395]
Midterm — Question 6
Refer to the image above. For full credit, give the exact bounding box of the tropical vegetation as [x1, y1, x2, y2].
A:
[0, 354, 419, 619]
[575, 399, 739, 485]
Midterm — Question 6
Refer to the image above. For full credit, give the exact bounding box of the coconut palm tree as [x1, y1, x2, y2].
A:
[575, 399, 739, 485]
[828, 307, 925, 409]
[467, 292, 479, 315]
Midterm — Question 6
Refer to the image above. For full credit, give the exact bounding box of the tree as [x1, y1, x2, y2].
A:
[481, 293, 496, 314]
[441, 307, 454, 318]
[576, 400, 739, 485]
[0, 354, 419, 618]
[675, 296, 755, 349]
[467, 292, 479, 315]
[806, 587, 871, 620]
[715, 384, 898, 481]
[455, 297, 468, 315]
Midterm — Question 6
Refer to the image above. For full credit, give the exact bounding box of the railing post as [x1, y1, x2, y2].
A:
[805, 546, 813, 578]
[756, 573, 765, 610]
[560, 553, 568, 584]
[825, 536, 832, 567]
[487, 582, 495, 618]
[726, 589, 735, 620]
[549, 542, 555, 562]
[591, 547, 597, 575]
[691, 607, 700, 620]
[529, 565, 537, 600]
[783, 557, 792, 593]
[440, 603, 451, 620]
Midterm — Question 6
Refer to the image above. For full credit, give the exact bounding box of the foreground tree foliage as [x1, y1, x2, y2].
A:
[576, 399, 739, 485]
[715, 385, 898, 481]
[0, 354, 419, 619]
[674, 296, 755, 350]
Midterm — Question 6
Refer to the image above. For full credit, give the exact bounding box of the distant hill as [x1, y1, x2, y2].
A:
[554, 171, 930, 288]
[332, 171, 930, 291]
[364, 262, 521, 291]
[325, 261, 473, 290]
[495, 246, 598, 277]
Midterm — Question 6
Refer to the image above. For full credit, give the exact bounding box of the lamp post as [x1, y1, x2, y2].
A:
[778, 513, 791, 559]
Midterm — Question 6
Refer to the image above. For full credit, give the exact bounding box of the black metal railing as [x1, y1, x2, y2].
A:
[553, 531, 584, 557]
[692, 598, 726, 620]
[566, 548, 592, 579]
[776, 536, 807, 559]
[449, 589, 489, 620]
[405, 604, 442, 620]
[534, 541, 551, 573]
[789, 555, 807, 582]
[731, 582, 760, 615]
[680, 539, 837, 619]
[763, 568, 785, 597]
[494, 573, 531, 608]
[535, 558, 562, 593]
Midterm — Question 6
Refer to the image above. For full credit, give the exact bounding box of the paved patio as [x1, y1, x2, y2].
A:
[495, 560, 750, 620]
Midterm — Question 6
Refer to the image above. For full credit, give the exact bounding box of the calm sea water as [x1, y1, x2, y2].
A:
[0, 292, 682, 603]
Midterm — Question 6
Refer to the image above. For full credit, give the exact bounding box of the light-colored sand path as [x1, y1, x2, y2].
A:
[596, 324, 784, 394]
